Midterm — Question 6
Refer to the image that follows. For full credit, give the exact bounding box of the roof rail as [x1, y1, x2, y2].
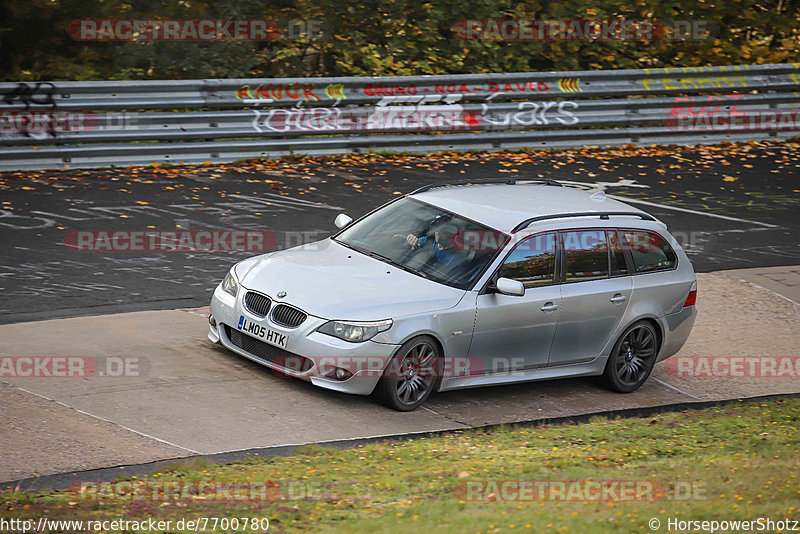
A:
[410, 178, 561, 195]
[512, 211, 656, 232]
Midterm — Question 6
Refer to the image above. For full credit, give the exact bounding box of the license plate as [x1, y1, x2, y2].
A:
[237, 316, 288, 349]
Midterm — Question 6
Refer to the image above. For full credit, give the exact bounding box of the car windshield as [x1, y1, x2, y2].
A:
[334, 197, 509, 290]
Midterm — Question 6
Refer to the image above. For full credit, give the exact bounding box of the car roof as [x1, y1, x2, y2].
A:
[412, 183, 650, 232]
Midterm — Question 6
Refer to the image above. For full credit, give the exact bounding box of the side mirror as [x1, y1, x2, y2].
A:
[496, 277, 525, 297]
[334, 213, 353, 229]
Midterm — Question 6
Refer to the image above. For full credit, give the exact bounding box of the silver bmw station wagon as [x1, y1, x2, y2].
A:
[208, 180, 697, 411]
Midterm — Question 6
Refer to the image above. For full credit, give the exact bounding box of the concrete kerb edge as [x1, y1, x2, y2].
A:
[4, 391, 799, 493]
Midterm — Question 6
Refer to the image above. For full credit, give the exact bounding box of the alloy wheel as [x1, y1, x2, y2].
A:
[614, 325, 657, 387]
[395, 342, 437, 407]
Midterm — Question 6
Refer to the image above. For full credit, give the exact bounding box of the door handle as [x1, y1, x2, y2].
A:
[540, 302, 559, 312]
[610, 293, 627, 304]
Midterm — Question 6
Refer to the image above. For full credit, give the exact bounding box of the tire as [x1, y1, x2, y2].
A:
[375, 335, 441, 411]
[601, 320, 659, 393]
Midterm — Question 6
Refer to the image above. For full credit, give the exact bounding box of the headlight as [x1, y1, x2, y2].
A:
[317, 319, 392, 343]
[220, 268, 239, 297]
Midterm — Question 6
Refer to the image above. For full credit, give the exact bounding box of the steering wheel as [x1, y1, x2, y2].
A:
[392, 234, 419, 263]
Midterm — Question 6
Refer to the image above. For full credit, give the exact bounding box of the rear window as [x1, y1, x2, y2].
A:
[621, 230, 677, 273]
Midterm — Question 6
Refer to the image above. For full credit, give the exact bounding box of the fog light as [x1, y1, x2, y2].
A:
[322, 366, 353, 381]
[335, 367, 352, 380]
[208, 314, 216, 326]
[325, 367, 353, 380]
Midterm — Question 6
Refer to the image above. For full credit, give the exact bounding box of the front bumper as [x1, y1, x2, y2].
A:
[208, 284, 398, 395]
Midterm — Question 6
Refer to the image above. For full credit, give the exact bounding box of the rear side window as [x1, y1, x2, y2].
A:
[608, 230, 629, 276]
[563, 230, 608, 281]
[621, 230, 677, 273]
[498, 232, 556, 288]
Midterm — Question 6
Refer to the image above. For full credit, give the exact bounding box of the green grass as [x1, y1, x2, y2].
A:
[2, 399, 799, 533]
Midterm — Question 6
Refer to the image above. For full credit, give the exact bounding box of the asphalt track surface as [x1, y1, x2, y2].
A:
[0, 141, 799, 485]
[0, 141, 798, 326]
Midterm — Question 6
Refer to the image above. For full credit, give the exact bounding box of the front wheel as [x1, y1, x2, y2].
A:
[375, 335, 441, 411]
[601, 321, 659, 393]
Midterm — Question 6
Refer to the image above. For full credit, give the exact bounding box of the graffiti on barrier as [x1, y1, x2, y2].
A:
[665, 94, 800, 132]
[0, 111, 141, 141]
[236, 83, 320, 103]
[791, 63, 800, 85]
[364, 83, 419, 96]
[641, 66, 750, 92]
[1, 82, 57, 110]
[375, 94, 463, 106]
[252, 105, 482, 133]
[324, 84, 346, 100]
[557, 78, 582, 93]
[481, 101, 579, 127]
[234, 78, 559, 104]
[250, 99, 580, 133]
[363, 81, 550, 99]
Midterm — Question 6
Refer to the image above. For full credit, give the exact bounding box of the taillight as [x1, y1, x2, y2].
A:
[684, 281, 697, 307]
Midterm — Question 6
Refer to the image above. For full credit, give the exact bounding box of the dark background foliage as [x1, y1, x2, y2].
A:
[1, 0, 798, 81]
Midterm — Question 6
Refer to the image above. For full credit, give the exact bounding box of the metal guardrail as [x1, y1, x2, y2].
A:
[1, 63, 799, 170]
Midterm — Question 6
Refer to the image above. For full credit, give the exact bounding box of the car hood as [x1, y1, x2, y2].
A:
[237, 239, 467, 320]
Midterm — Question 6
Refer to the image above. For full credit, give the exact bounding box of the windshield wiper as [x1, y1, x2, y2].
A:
[334, 239, 430, 279]
[333, 238, 381, 261]
[377, 254, 430, 279]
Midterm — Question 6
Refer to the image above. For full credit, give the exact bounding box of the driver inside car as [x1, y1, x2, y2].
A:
[405, 223, 462, 271]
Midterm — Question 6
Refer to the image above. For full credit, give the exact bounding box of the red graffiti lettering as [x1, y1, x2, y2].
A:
[236, 85, 252, 99]
[237, 83, 319, 101]
[363, 84, 418, 97]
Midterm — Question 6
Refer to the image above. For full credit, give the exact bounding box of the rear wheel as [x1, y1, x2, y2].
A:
[376, 335, 440, 411]
[601, 321, 659, 393]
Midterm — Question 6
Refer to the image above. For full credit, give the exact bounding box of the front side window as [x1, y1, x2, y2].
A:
[621, 230, 677, 273]
[497, 232, 556, 288]
[563, 230, 609, 282]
